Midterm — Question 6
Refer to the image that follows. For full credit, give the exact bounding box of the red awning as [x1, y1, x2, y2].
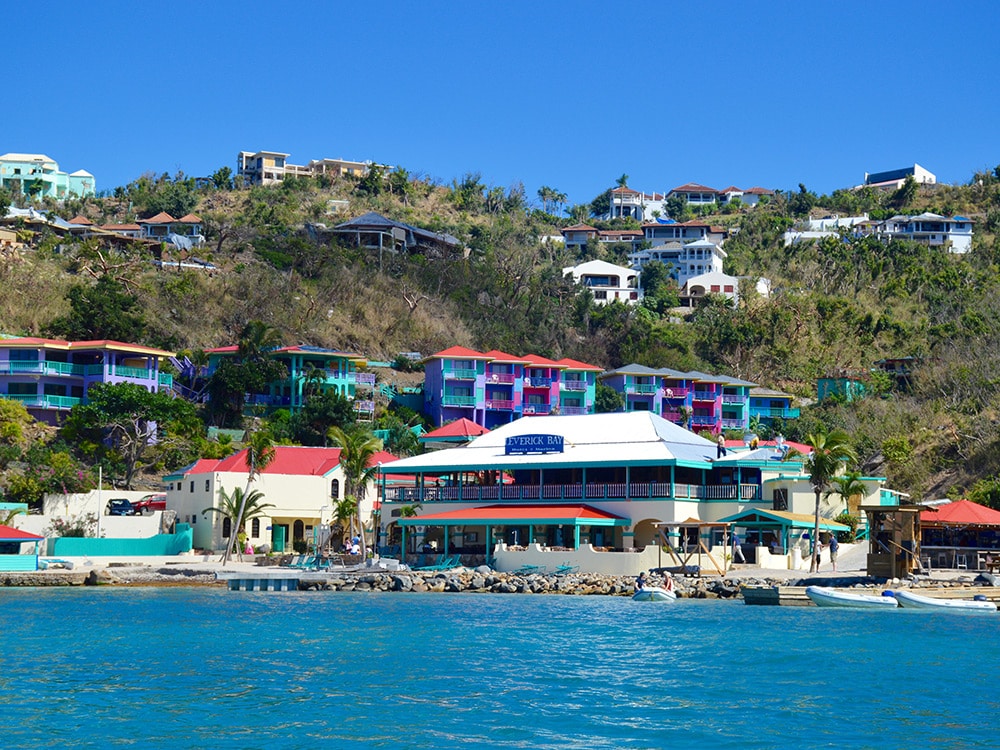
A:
[921, 499, 1000, 527]
[398, 504, 627, 526]
[0, 524, 44, 542]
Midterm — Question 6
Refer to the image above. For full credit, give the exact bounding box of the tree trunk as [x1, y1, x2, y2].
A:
[811, 487, 821, 573]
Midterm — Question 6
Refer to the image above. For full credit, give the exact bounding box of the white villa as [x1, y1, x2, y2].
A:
[679, 271, 771, 306]
[563, 259, 641, 305]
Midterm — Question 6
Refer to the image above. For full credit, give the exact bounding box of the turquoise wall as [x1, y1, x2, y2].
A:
[51, 524, 194, 556]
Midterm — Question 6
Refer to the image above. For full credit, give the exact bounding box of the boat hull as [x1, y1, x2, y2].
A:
[633, 586, 677, 602]
[805, 586, 898, 609]
[894, 590, 997, 612]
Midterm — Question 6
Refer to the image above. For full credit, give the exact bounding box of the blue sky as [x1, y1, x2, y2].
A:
[9, 1, 999, 210]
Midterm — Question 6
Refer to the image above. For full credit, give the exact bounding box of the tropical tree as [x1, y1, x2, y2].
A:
[205, 487, 273, 556]
[222, 428, 275, 564]
[327, 426, 384, 558]
[826, 471, 867, 516]
[331, 496, 358, 548]
[785, 429, 856, 572]
[615, 173, 629, 188]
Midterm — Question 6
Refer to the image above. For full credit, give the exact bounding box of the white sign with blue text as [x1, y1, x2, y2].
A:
[505, 434, 565, 455]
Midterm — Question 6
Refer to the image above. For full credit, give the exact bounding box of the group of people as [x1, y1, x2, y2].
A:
[635, 571, 674, 592]
[340, 535, 362, 555]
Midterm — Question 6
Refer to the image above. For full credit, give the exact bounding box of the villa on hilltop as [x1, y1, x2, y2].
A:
[237, 150, 384, 186]
[0, 153, 95, 200]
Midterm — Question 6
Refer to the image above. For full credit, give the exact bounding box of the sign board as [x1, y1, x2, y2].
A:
[505, 434, 565, 455]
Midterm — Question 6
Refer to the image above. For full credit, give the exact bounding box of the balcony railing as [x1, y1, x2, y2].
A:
[442, 395, 476, 407]
[560, 406, 589, 415]
[691, 415, 717, 425]
[444, 368, 478, 380]
[158, 373, 174, 387]
[353, 372, 377, 386]
[750, 407, 801, 419]
[485, 372, 516, 385]
[485, 399, 513, 410]
[3, 393, 82, 409]
[628, 383, 658, 394]
[721, 395, 745, 404]
[692, 391, 716, 401]
[524, 377, 552, 388]
[721, 419, 744, 429]
[385, 482, 761, 503]
[662, 387, 688, 398]
[354, 399, 375, 414]
[562, 380, 588, 391]
[522, 403, 551, 415]
[0, 361, 86, 376]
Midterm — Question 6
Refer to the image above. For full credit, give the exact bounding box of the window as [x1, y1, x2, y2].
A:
[191, 514, 196, 524]
[773, 488, 788, 511]
[222, 517, 231, 538]
[205, 479, 210, 491]
[331, 478, 340, 498]
[190, 481, 194, 492]
[7, 383, 36, 395]
[594, 290, 607, 299]
[251, 518, 260, 537]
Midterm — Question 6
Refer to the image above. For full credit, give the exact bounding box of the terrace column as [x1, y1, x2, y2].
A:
[670, 465, 676, 499]
[626, 466, 630, 500]
[539, 469, 544, 500]
[582, 468, 587, 500]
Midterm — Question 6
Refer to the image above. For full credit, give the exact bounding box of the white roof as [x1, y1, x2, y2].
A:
[382, 412, 717, 473]
[684, 271, 738, 288]
[0, 153, 56, 163]
[563, 259, 636, 277]
[69, 169, 93, 177]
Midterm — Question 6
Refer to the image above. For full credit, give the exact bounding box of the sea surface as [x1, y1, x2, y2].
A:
[1, 587, 997, 749]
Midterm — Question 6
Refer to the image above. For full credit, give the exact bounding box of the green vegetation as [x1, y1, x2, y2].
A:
[0, 161, 998, 506]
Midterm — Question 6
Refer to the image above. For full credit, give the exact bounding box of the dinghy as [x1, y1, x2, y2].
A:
[632, 586, 677, 602]
[893, 589, 997, 613]
[805, 585, 898, 609]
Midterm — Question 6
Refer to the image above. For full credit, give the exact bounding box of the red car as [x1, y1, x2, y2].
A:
[133, 493, 167, 515]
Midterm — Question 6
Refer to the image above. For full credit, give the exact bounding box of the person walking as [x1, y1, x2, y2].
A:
[829, 534, 840, 572]
[716, 433, 727, 458]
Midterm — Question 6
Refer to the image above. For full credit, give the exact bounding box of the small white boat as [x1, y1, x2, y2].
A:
[893, 589, 997, 613]
[805, 585, 898, 609]
[632, 586, 677, 602]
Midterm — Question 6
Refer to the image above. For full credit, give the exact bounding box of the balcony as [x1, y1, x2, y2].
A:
[354, 399, 375, 414]
[691, 415, 717, 426]
[385, 482, 761, 503]
[158, 373, 174, 387]
[524, 377, 552, 388]
[560, 406, 589, 415]
[0, 361, 86, 376]
[750, 406, 801, 419]
[522, 403, 551, 415]
[442, 395, 476, 407]
[485, 399, 513, 410]
[485, 372, 516, 385]
[3, 393, 82, 410]
[721, 394, 745, 404]
[353, 372, 377, 387]
[692, 391, 716, 401]
[721, 419, 744, 429]
[662, 387, 688, 399]
[628, 383, 658, 394]
[562, 379, 588, 391]
[444, 368, 478, 380]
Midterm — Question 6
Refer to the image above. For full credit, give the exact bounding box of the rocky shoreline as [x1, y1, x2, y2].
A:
[4, 564, 998, 596]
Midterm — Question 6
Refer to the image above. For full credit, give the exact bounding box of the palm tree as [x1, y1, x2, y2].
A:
[785, 429, 856, 572]
[537, 186, 555, 214]
[328, 426, 384, 559]
[331, 496, 358, 549]
[237, 320, 282, 363]
[615, 173, 629, 188]
[222, 427, 275, 565]
[826, 471, 867, 516]
[204, 487, 274, 555]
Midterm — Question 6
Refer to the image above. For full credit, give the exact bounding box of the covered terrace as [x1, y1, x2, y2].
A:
[719, 508, 850, 569]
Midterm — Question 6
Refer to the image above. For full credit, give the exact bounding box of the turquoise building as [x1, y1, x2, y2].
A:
[0, 153, 95, 200]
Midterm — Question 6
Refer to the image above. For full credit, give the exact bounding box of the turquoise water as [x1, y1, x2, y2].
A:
[1, 588, 997, 749]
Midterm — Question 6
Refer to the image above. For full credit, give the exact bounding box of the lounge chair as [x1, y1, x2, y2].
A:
[419, 555, 461, 571]
[513, 564, 546, 575]
[415, 554, 445, 570]
[553, 563, 579, 575]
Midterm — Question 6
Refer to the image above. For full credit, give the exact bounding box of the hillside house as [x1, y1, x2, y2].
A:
[562, 259, 641, 305]
[0, 153, 95, 199]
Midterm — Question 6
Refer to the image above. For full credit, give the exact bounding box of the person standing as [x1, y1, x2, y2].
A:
[829, 534, 840, 572]
[717, 433, 727, 458]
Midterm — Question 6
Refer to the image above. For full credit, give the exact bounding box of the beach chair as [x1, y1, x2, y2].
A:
[284, 555, 305, 568]
[415, 554, 445, 570]
[419, 555, 461, 571]
[513, 564, 545, 575]
[553, 563, 579, 575]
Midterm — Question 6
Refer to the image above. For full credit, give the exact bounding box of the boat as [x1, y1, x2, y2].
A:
[632, 586, 677, 602]
[805, 585, 898, 609]
[893, 589, 997, 613]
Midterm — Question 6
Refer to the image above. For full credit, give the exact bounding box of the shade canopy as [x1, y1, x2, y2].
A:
[921, 499, 1000, 527]
[396, 503, 629, 528]
[718, 509, 849, 532]
[0, 524, 44, 542]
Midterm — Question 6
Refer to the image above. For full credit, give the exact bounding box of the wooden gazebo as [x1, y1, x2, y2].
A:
[860, 504, 926, 578]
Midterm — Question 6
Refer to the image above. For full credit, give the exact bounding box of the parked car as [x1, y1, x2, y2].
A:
[133, 493, 167, 515]
[105, 498, 138, 516]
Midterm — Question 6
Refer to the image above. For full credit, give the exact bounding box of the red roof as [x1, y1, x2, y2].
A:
[182, 446, 397, 478]
[921, 500, 1000, 527]
[0, 337, 172, 356]
[671, 183, 718, 194]
[69, 215, 94, 225]
[610, 186, 639, 195]
[560, 224, 598, 233]
[404, 504, 626, 524]
[177, 213, 202, 223]
[0, 524, 44, 542]
[422, 418, 490, 441]
[428, 345, 491, 360]
[555, 357, 602, 372]
[521, 354, 565, 368]
[482, 349, 528, 364]
[743, 186, 775, 195]
[719, 186, 742, 194]
[141, 212, 177, 224]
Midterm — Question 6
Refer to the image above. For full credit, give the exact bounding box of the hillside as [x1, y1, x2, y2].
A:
[1, 165, 1000, 505]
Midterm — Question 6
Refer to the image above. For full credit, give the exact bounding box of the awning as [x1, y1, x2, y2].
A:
[920, 499, 1000, 527]
[0, 524, 44, 542]
[717, 509, 849, 532]
[397, 504, 630, 528]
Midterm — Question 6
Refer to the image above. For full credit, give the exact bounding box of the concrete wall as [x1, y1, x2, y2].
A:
[50, 524, 193, 556]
